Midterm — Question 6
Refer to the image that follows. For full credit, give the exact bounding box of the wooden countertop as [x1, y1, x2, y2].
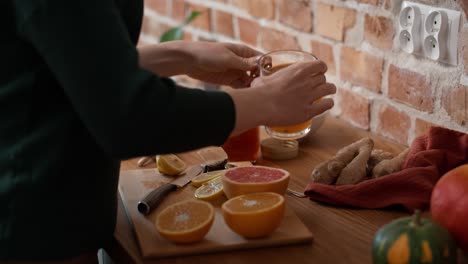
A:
[112, 117, 464, 263]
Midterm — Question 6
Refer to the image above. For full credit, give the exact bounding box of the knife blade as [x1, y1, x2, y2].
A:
[137, 164, 203, 215]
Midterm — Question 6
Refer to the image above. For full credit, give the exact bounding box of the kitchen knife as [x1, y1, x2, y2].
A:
[137, 165, 203, 215]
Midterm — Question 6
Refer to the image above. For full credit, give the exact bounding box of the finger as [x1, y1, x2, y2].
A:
[308, 98, 334, 118]
[306, 74, 327, 90]
[311, 82, 337, 100]
[290, 60, 328, 77]
[226, 55, 259, 72]
[224, 43, 263, 71]
[230, 72, 256, 88]
[225, 43, 263, 58]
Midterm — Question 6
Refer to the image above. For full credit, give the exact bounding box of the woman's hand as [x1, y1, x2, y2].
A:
[183, 42, 261, 87]
[227, 60, 336, 135]
[138, 41, 261, 88]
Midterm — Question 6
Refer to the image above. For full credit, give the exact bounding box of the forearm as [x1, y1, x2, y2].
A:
[17, 1, 235, 158]
[138, 41, 193, 77]
[225, 87, 271, 136]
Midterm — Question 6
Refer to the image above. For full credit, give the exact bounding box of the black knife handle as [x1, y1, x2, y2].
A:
[137, 184, 177, 215]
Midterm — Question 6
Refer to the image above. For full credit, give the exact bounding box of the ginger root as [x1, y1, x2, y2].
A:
[310, 138, 373, 184]
[310, 136, 407, 185]
[335, 138, 374, 185]
[367, 149, 394, 175]
[372, 148, 409, 179]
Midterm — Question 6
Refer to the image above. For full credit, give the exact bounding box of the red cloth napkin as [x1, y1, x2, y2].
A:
[304, 127, 468, 211]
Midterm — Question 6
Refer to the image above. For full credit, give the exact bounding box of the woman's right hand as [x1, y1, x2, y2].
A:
[251, 60, 335, 126]
[227, 60, 336, 136]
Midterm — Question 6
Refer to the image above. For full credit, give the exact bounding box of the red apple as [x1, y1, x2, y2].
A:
[431, 164, 468, 252]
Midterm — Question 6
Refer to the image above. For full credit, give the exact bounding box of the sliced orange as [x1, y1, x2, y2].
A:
[194, 177, 224, 201]
[191, 171, 223, 187]
[157, 154, 187, 176]
[155, 200, 214, 244]
[222, 192, 285, 238]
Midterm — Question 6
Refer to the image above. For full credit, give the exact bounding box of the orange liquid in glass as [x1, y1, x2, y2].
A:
[222, 127, 260, 162]
[269, 120, 312, 134]
[267, 64, 313, 134]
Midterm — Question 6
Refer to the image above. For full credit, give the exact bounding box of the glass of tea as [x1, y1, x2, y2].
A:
[257, 50, 319, 140]
[221, 127, 260, 162]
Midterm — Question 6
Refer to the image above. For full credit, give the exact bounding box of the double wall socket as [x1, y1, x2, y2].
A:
[398, 1, 461, 66]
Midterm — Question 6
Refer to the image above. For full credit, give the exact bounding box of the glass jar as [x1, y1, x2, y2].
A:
[221, 127, 260, 162]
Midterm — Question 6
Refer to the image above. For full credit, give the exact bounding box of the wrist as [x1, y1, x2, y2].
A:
[160, 41, 195, 73]
[138, 41, 194, 76]
[225, 86, 271, 135]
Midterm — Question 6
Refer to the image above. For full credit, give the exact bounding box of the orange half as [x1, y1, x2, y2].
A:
[155, 200, 214, 243]
[222, 192, 285, 238]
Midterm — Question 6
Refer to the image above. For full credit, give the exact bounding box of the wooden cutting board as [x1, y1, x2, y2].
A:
[118, 151, 314, 259]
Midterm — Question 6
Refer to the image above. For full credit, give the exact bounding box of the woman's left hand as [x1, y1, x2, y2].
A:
[184, 42, 262, 88]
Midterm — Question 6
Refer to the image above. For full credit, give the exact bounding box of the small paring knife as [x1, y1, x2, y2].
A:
[137, 165, 204, 215]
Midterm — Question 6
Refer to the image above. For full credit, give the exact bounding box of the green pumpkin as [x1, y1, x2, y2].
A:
[372, 210, 457, 264]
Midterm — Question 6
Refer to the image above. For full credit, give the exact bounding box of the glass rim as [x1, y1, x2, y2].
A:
[256, 50, 318, 74]
[258, 50, 317, 59]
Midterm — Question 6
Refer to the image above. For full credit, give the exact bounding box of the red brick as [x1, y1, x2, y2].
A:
[388, 65, 433, 112]
[338, 89, 370, 129]
[364, 15, 394, 50]
[259, 28, 300, 51]
[461, 1, 468, 19]
[461, 28, 468, 74]
[377, 104, 411, 145]
[250, 0, 275, 19]
[137, 38, 152, 48]
[232, 0, 249, 10]
[340, 47, 383, 92]
[232, 0, 275, 19]
[310, 41, 336, 76]
[186, 4, 212, 31]
[145, 0, 167, 15]
[238, 18, 260, 46]
[384, 0, 392, 10]
[277, 0, 312, 32]
[141, 15, 170, 39]
[183, 30, 193, 41]
[172, 0, 185, 22]
[215, 11, 234, 37]
[359, 0, 379, 5]
[415, 119, 437, 139]
[442, 84, 468, 126]
[315, 3, 356, 41]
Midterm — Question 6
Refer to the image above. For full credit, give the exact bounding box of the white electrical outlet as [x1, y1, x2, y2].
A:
[399, 1, 461, 66]
[398, 5, 421, 54]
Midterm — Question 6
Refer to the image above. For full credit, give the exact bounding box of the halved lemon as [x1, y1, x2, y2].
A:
[194, 177, 224, 201]
[155, 200, 214, 244]
[191, 171, 223, 187]
[157, 154, 187, 176]
[222, 192, 285, 238]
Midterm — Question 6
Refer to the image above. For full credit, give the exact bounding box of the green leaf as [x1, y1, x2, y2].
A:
[158, 11, 202, 42]
[184, 11, 202, 25]
[159, 27, 183, 42]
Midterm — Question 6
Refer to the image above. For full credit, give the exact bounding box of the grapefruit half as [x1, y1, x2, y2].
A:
[222, 166, 290, 199]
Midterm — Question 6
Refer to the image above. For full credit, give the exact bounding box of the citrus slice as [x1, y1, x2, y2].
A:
[194, 177, 224, 201]
[222, 166, 290, 199]
[155, 200, 214, 244]
[191, 171, 223, 187]
[157, 154, 187, 176]
[222, 192, 285, 238]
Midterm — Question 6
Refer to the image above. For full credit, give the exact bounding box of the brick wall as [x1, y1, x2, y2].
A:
[140, 0, 468, 145]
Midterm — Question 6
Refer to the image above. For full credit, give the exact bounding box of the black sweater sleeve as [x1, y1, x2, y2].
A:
[13, 0, 235, 159]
